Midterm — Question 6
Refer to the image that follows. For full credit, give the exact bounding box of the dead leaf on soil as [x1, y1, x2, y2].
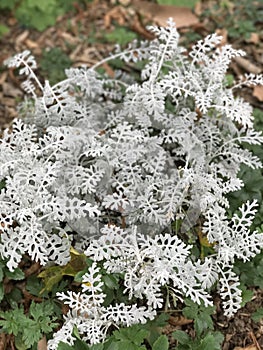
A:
[0, 333, 7, 350]
[15, 30, 29, 46]
[215, 28, 228, 46]
[25, 39, 39, 50]
[234, 56, 262, 75]
[37, 336, 47, 350]
[234, 346, 257, 350]
[133, 1, 199, 28]
[104, 6, 128, 28]
[0, 72, 8, 85]
[2, 82, 23, 98]
[60, 32, 81, 45]
[246, 33, 260, 45]
[253, 85, 263, 102]
[119, 0, 131, 5]
[193, 1, 202, 16]
[169, 315, 193, 326]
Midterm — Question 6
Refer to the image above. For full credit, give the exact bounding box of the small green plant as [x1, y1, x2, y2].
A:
[172, 298, 224, 349]
[234, 250, 263, 289]
[173, 330, 224, 350]
[0, 24, 9, 38]
[105, 27, 137, 46]
[0, 0, 18, 10]
[181, 299, 216, 337]
[156, 0, 198, 7]
[0, 301, 59, 349]
[40, 48, 72, 85]
[202, 0, 263, 41]
[252, 308, 263, 323]
[0, 0, 86, 31]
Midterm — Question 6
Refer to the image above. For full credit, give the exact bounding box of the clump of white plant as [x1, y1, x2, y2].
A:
[1, 19, 263, 348]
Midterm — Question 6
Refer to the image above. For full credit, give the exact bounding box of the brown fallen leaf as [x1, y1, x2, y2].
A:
[133, 0, 199, 28]
[24, 262, 41, 277]
[104, 6, 128, 28]
[60, 32, 81, 45]
[69, 44, 83, 61]
[15, 30, 29, 46]
[194, 1, 202, 16]
[2, 82, 23, 98]
[0, 333, 7, 350]
[249, 330, 261, 350]
[25, 39, 39, 49]
[130, 14, 155, 40]
[119, 0, 131, 5]
[253, 85, 263, 102]
[2, 97, 17, 108]
[0, 71, 8, 85]
[234, 56, 262, 75]
[215, 28, 228, 46]
[246, 32, 260, 45]
[38, 336, 47, 350]
[8, 17, 17, 26]
[234, 346, 257, 350]
[169, 315, 193, 326]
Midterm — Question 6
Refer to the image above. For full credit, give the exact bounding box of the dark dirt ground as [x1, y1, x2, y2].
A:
[0, 1, 263, 349]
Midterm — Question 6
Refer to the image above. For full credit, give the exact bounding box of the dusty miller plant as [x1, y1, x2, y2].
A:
[1, 19, 263, 348]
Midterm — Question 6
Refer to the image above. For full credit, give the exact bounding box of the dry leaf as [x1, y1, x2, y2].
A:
[104, 6, 128, 28]
[194, 1, 202, 16]
[25, 39, 39, 49]
[131, 15, 155, 40]
[246, 33, 260, 45]
[15, 30, 29, 45]
[216, 28, 228, 46]
[37, 336, 47, 350]
[234, 56, 262, 75]
[133, 1, 199, 28]
[234, 346, 257, 350]
[0, 72, 8, 85]
[8, 17, 17, 26]
[119, 0, 131, 5]
[60, 32, 80, 45]
[69, 44, 83, 60]
[0, 333, 7, 350]
[169, 315, 193, 326]
[253, 85, 263, 101]
[2, 82, 23, 98]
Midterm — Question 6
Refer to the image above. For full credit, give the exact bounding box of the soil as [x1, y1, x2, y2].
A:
[0, 1, 263, 349]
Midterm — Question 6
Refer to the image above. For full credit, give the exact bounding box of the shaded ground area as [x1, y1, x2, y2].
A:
[0, 1, 263, 349]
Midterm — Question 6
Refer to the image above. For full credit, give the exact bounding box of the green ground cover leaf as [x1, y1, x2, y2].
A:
[182, 299, 215, 336]
[152, 335, 169, 350]
[0, 301, 59, 348]
[252, 308, 263, 322]
[105, 27, 137, 46]
[156, 0, 198, 7]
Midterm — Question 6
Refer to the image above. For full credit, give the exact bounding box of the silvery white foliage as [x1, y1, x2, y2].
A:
[2, 18, 263, 346]
[234, 73, 263, 89]
[0, 120, 100, 271]
[48, 262, 155, 348]
[204, 200, 263, 264]
[48, 310, 82, 350]
[202, 200, 263, 316]
[85, 225, 213, 309]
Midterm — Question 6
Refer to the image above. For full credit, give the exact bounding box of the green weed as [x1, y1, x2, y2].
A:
[0, 301, 59, 349]
[40, 48, 72, 85]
